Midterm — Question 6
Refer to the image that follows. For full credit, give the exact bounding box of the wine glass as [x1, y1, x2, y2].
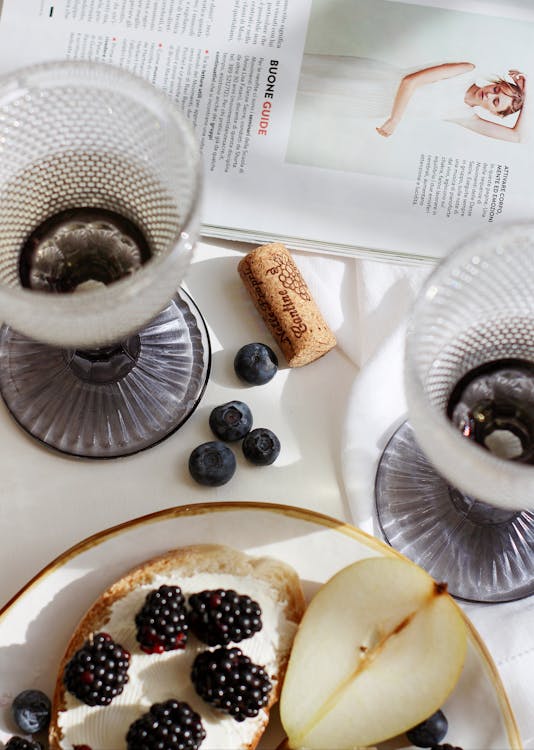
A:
[375, 222, 534, 602]
[0, 60, 210, 458]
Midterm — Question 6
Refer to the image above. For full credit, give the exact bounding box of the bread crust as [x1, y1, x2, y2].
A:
[49, 544, 306, 750]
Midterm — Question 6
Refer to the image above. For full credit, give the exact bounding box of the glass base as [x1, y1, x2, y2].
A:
[0, 288, 210, 458]
[375, 420, 534, 602]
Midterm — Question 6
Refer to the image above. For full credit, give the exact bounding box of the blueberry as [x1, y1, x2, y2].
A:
[189, 441, 236, 486]
[407, 709, 448, 747]
[234, 343, 278, 385]
[209, 401, 253, 442]
[11, 690, 51, 734]
[242, 428, 280, 465]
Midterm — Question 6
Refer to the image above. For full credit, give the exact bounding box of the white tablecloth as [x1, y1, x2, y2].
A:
[0, 239, 531, 748]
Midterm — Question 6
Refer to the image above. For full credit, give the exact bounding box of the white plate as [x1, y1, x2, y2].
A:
[0, 501, 522, 750]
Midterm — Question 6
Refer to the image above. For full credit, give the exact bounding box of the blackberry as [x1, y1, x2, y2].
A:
[191, 646, 272, 722]
[407, 709, 448, 747]
[188, 588, 262, 646]
[5, 739, 42, 750]
[126, 699, 205, 750]
[135, 585, 189, 654]
[63, 632, 130, 706]
[11, 689, 51, 733]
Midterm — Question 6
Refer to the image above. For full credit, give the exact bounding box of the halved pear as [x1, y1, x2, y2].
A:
[280, 557, 467, 749]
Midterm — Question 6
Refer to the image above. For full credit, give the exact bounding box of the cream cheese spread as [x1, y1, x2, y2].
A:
[58, 572, 297, 749]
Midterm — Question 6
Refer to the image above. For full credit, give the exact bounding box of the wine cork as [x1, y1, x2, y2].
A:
[238, 243, 337, 367]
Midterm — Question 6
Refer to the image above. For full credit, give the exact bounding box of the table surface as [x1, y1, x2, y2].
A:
[2, 237, 533, 750]
[0, 238, 357, 608]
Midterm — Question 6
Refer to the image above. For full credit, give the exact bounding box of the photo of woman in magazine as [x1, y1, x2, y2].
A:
[376, 63, 526, 142]
[298, 56, 526, 143]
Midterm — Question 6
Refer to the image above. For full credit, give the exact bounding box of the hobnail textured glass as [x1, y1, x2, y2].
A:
[376, 223, 534, 602]
[0, 61, 210, 457]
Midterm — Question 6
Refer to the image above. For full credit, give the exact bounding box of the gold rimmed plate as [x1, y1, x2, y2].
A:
[0, 501, 522, 749]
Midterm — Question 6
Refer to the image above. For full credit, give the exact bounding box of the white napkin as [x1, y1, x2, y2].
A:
[294, 250, 534, 749]
[292, 251, 429, 367]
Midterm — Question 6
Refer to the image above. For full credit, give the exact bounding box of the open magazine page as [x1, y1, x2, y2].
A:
[0, 0, 533, 262]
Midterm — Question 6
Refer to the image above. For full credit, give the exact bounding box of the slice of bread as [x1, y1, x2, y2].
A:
[49, 544, 306, 750]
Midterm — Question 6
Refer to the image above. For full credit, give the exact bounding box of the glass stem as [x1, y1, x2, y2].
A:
[66, 335, 141, 384]
[448, 486, 520, 525]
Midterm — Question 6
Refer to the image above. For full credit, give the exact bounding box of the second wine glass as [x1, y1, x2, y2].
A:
[376, 223, 534, 602]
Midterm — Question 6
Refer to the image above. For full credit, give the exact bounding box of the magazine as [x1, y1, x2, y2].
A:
[0, 0, 533, 263]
